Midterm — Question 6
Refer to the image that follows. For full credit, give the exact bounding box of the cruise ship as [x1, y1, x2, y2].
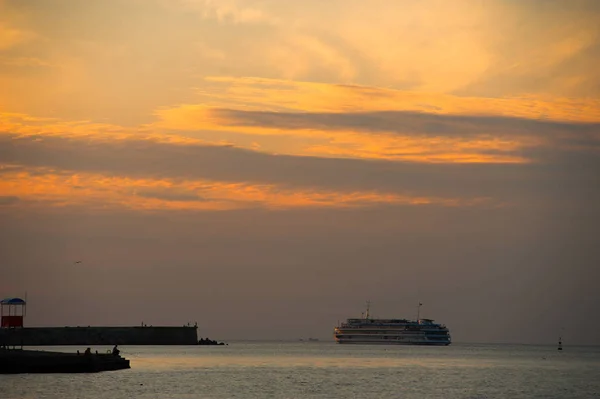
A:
[334, 302, 451, 345]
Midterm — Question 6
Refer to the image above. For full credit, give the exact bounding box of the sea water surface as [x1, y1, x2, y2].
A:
[1, 342, 599, 398]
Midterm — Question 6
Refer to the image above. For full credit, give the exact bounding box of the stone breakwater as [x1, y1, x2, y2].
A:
[0, 348, 131, 374]
[0, 326, 198, 346]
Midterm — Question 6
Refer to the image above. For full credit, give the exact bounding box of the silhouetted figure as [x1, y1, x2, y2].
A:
[77, 350, 80, 355]
[84, 347, 91, 356]
[112, 345, 120, 356]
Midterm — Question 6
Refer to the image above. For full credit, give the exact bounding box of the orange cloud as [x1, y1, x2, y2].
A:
[0, 112, 211, 146]
[193, 77, 600, 122]
[304, 134, 529, 164]
[0, 22, 36, 50]
[1, 108, 531, 165]
[154, 111, 527, 163]
[3, 73, 598, 168]
[149, 77, 600, 163]
[0, 167, 493, 211]
[152, 105, 539, 164]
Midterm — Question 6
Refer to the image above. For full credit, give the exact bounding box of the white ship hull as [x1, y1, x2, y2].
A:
[334, 330, 450, 346]
[335, 340, 450, 345]
[334, 303, 451, 346]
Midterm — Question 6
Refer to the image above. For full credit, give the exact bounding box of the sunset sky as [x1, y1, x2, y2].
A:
[1, 0, 598, 344]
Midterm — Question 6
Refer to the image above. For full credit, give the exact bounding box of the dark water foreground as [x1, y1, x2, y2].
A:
[1, 342, 598, 398]
[0, 348, 130, 374]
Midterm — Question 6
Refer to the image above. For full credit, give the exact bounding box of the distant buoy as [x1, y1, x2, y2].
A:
[558, 336, 563, 351]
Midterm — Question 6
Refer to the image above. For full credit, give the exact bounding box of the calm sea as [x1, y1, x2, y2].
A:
[1, 342, 599, 398]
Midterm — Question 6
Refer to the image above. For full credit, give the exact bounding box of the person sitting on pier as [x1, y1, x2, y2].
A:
[84, 347, 91, 356]
[112, 345, 120, 356]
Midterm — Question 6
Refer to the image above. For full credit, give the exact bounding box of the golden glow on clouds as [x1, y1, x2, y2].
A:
[193, 77, 600, 122]
[303, 134, 528, 164]
[0, 112, 205, 146]
[1, 0, 598, 211]
[155, 78, 587, 164]
[2, 106, 532, 165]
[331, 1, 494, 92]
[0, 19, 35, 51]
[0, 168, 488, 211]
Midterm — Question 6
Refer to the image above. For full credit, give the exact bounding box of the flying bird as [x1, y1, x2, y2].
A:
[74, 261, 83, 264]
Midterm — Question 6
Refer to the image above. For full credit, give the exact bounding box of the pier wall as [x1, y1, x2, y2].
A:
[0, 349, 131, 374]
[0, 326, 198, 346]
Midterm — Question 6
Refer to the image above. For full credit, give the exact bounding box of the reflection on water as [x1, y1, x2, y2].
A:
[1, 342, 599, 399]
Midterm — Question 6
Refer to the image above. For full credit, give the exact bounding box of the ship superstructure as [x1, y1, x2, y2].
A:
[334, 302, 451, 345]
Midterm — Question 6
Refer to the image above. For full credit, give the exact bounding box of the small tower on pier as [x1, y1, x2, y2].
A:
[1, 297, 27, 349]
[1, 297, 26, 328]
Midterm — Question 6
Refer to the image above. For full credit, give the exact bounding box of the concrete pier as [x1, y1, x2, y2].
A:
[0, 348, 131, 374]
[0, 326, 198, 346]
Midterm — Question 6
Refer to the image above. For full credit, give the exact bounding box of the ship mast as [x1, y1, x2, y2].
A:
[364, 300, 371, 319]
[417, 302, 423, 322]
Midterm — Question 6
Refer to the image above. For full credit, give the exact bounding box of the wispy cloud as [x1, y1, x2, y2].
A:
[0, 11, 37, 51]
[173, 0, 279, 25]
[210, 109, 599, 138]
[154, 95, 599, 164]
[191, 77, 600, 121]
[0, 166, 488, 211]
[2, 0, 599, 124]
[1, 131, 597, 213]
[1, 0, 598, 210]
